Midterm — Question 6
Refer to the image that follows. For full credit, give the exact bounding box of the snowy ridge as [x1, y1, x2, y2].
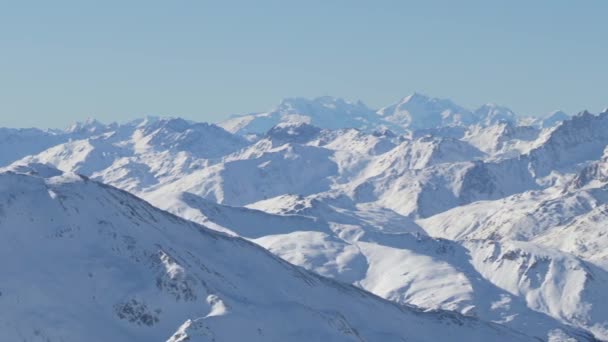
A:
[219, 93, 571, 136]
[377, 93, 479, 129]
[219, 96, 396, 135]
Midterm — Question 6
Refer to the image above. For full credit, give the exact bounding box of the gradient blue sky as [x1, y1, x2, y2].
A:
[1, 0, 606, 128]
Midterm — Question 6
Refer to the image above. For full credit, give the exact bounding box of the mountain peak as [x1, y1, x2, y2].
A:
[401, 92, 430, 103]
[547, 110, 568, 117]
[474, 103, 518, 125]
[65, 117, 108, 134]
[540, 110, 569, 128]
[378, 93, 477, 129]
[575, 110, 594, 118]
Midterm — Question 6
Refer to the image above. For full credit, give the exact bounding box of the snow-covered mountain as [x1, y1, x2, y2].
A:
[528, 111, 608, 177]
[474, 104, 519, 126]
[0, 164, 550, 342]
[541, 110, 571, 128]
[219, 96, 396, 134]
[134, 118, 248, 158]
[140, 190, 597, 340]
[377, 93, 480, 130]
[3, 99, 608, 340]
[220, 93, 537, 135]
[464, 121, 541, 157]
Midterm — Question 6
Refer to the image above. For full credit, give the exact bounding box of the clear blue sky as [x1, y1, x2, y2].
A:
[1, 0, 606, 128]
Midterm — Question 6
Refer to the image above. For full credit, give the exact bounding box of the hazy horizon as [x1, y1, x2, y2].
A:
[1, 0, 607, 128]
[1, 92, 598, 130]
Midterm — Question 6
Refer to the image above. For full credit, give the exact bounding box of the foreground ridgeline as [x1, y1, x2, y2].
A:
[0, 165, 538, 341]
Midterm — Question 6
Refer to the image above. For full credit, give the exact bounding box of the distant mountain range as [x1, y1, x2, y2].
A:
[219, 93, 569, 134]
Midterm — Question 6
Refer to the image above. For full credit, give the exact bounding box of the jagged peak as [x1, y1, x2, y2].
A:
[401, 92, 430, 103]
[65, 117, 109, 133]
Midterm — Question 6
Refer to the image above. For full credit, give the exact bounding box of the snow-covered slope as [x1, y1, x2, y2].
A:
[19, 118, 248, 192]
[141, 191, 593, 340]
[349, 150, 536, 218]
[417, 162, 608, 338]
[529, 111, 608, 177]
[24, 136, 131, 175]
[418, 151, 608, 271]
[567, 147, 608, 190]
[465, 240, 608, 339]
[464, 121, 541, 157]
[368, 136, 485, 171]
[146, 142, 338, 206]
[541, 110, 571, 128]
[133, 118, 248, 158]
[0, 164, 547, 342]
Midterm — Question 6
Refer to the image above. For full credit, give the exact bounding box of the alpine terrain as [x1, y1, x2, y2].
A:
[3, 94, 607, 341]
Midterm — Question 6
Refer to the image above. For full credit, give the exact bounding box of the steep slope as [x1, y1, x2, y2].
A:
[405, 110, 608, 218]
[418, 179, 608, 338]
[365, 136, 485, 172]
[418, 185, 603, 242]
[465, 240, 608, 339]
[533, 202, 608, 270]
[132, 118, 248, 158]
[145, 142, 339, 206]
[349, 142, 534, 218]
[309, 127, 399, 156]
[22, 136, 132, 175]
[142, 191, 592, 340]
[529, 110, 608, 177]
[464, 121, 541, 157]
[0, 164, 544, 342]
[541, 111, 571, 128]
[418, 148, 608, 268]
[566, 147, 608, 190]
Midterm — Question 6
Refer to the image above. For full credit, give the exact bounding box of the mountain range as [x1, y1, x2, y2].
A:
[4, 93, 608, 341]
